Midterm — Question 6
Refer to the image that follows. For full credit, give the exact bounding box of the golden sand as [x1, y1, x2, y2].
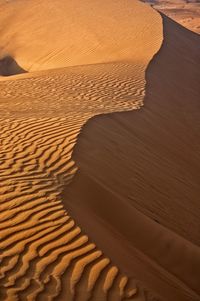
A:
[0, 0, 163, 300]
[0, 0, 199, 300]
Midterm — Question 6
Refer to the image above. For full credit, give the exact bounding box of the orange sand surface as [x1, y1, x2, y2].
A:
[0, 0, 199, 301]
[143, 0, 200, 33]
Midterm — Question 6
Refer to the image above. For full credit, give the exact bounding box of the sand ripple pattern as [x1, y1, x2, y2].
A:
[0, 63, 144, 118]
[0, 63, 144, 300]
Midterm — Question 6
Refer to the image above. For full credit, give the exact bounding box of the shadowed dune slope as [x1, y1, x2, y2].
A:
[0, 0, 165, 300]
[0, 56, 27, 76]
[63, 14, 200, 301]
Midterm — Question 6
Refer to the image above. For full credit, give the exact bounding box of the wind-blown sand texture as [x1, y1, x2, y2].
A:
[0, 1, 162, 300]
[64, 14, 200, 301]
[0, 0, 199, 301]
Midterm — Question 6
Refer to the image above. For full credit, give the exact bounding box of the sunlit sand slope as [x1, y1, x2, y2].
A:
[0, 0, 161, 72]
[0, 0, 163, 300]
[64, 14, 200, 301]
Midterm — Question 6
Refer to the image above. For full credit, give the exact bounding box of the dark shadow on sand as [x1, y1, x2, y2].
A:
[62, 14, 200, 301]
[0, 56, 27, 76]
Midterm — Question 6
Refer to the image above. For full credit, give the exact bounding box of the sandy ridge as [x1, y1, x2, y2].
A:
[0, 0, 177, 300]
[63, 12, 200, 301]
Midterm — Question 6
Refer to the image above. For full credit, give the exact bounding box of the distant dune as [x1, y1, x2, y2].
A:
[0, 0, 199, 301]
[0, 0, 161, 73]
[143, 0, 200, 33]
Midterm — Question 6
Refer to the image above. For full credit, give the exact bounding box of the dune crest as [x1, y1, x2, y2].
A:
[0, 0, 164, 300]
[0, 0, 161, 73]
[63, 13, 200, 301]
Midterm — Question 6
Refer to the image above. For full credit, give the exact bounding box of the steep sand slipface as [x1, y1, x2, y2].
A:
[64, 14, 200, 301]
[0, 0, 163, 300]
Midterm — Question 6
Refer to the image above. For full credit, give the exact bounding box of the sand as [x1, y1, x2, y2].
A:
[64, 14, 200, 301]
[143, 0, 200, 34]
[0, 0, 199, 301]
[0, 0, 161, 72]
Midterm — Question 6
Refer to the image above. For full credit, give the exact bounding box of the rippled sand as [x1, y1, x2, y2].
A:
[0, 0, 199, 301]
[0, 0, 163, 300]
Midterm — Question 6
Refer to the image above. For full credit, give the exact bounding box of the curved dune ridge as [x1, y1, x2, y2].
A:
[0, 68, 145, 300]
[0, 0, 164, 300]
[64, 13, 200, 301]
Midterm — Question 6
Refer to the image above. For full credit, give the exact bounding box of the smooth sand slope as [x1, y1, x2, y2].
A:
[0, 0, 164, 300]
[0, 0, 160, 73]
[64, 14, 200, 301]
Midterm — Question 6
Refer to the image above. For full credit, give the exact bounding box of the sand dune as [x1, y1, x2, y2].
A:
[64, 13, 200, 301]
[0, 0, 161, 73]
[0, 0, 199, 300]
[0, 0, 164, 300]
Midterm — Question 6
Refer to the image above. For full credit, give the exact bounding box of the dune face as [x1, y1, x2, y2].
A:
[64, 13, 200, 301]
[0, 0, 161, 73]
[0, 1, 199, 301]
[0, 0, 164, 300]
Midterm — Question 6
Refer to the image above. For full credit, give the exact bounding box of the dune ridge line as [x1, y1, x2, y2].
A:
[2, 0, 199, 300]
